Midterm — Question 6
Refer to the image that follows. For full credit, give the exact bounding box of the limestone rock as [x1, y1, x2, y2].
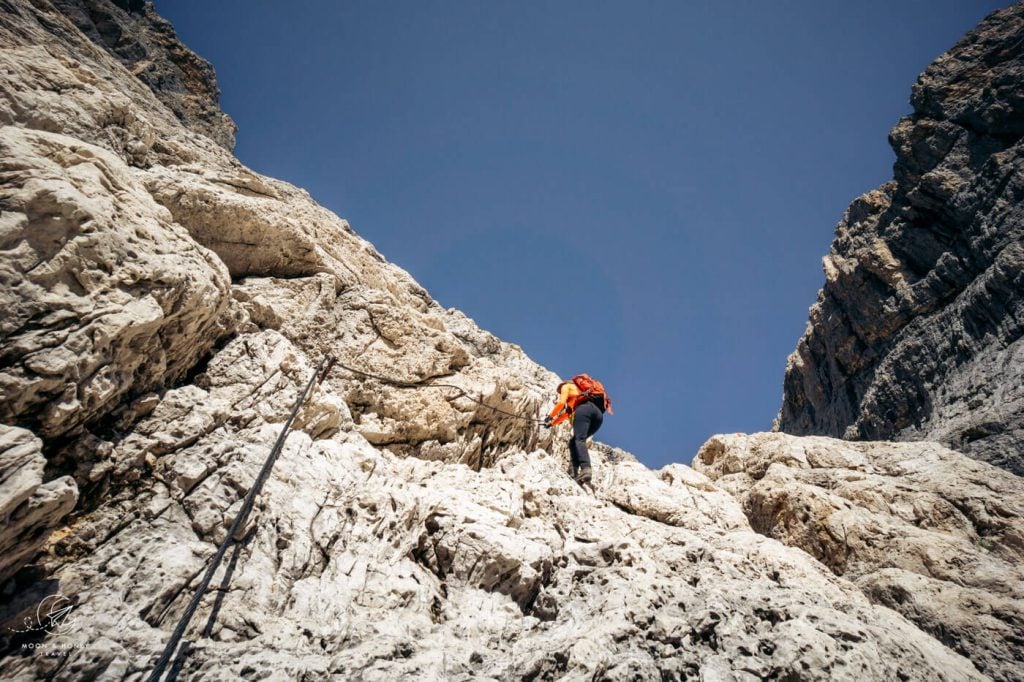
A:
[0, 127, 237, 439]
[50, 0, 237, 150]
[0, 426, 78, 586]
[0, 339, 986, 679]
[230, 274, 555, 468]
[776, 3, 1024, 475]
[601, 459, 750, 532]
[695, 432, 1024, 681]
[0, 0, 206, 168]
[0, 0, 1016, 679]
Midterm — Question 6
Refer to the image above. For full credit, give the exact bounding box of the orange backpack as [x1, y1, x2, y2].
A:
[571, 374, 613, 414]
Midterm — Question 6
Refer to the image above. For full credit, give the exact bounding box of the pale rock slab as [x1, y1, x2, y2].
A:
[0, 127, 237, 439]
[0, 331, 984, 680]
[231, 274, 557, 468]
[0, 335, 987, 680]
[696, 431, 1024, 681]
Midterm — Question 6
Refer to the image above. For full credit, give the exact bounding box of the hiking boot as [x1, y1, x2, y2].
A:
[575, 466, 592, 484]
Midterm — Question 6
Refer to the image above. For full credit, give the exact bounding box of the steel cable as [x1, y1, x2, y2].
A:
[148, 355, 334, 681]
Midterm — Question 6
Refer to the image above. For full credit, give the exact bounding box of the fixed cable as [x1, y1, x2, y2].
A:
[148, 354, 335, 682]
[333, 360, 548, 425]
[149, 356, 544, 678]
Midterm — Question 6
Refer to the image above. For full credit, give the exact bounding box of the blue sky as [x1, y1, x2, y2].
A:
[159, 1, 1006, 469]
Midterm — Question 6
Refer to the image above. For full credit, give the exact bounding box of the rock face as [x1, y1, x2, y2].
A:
[0, 126, 237, 442]
[0, 426, 78, 587]
[0, 341, 986, 680]
[0, 1, 1020, 680]
[50, 0, 237, 150]
[776, 3, 1024, 475]
[695, 432, 1024, 682]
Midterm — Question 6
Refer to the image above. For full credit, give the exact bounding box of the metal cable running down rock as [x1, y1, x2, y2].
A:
[148, 355, 335, 681]
[333, 360, 548, 425]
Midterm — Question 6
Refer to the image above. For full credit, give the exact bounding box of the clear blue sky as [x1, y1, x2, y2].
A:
[158, 1, 1006, 469]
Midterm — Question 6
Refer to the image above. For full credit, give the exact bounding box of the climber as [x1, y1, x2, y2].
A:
[543, 375, 612, 484]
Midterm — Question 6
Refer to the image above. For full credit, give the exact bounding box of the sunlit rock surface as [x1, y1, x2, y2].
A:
[696, 432, 1024, 681]
[0, 1, 1019, 680]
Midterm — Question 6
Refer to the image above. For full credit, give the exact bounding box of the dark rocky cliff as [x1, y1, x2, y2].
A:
[777, 3, 1024, 475]
[50, 0, 237, 150]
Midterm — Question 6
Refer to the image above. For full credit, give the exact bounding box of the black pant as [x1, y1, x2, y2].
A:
[569, 401, 604, 471]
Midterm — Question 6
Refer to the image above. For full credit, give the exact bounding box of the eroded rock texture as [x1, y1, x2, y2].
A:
[50, 0, 237, 150]
[0, 342, 985, 680]
[696, 432, 1024, 682]
[0, 426, 78, 587]
[776, 3, 1024, 475]
[0, 0, 1019, 680]
[0, 126, 237, 440]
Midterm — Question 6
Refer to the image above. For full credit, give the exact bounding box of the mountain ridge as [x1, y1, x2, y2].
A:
[776, 2, 1024, 476]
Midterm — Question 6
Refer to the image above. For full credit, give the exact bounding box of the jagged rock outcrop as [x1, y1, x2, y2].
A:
[0, 0, 539, 459]
[776, 3, 1024, 475]
[0, 126, 238, 441]
[50, 0, 237, 150]
[0, 0, 1020, 680]
[0, 426, 78, 586]
[695, 432, 1024, 681]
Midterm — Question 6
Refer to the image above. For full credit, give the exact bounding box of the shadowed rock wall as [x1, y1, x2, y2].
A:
[776, 3, 1024, 475]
